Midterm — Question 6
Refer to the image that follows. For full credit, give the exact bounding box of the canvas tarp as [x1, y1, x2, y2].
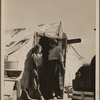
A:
[4, 22, 83, 86]
[4, 22, 67, 71]
[65, 44, 83, 86]
[4, 22, 66, 56]
[36, 22, 67, 39]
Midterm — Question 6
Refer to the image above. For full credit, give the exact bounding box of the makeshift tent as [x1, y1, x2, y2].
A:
[4, 22, 67, 55]
[4, 22, 83, 85]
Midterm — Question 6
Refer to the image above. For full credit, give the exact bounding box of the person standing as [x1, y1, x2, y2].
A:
[45, 38, 65, 99]
[21, 44, 44, 100]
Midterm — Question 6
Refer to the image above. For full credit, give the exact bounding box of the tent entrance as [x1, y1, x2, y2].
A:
[36, 36, 51, 97]
[35, 35, 67, 98]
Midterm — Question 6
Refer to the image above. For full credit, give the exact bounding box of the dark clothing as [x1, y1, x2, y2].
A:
[45, 60, 64, 99]
[21, 49, 42, 99]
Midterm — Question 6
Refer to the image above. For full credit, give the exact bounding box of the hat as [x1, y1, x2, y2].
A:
[49, 38, 58, 45]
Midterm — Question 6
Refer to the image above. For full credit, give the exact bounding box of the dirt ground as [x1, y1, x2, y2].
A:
[4, 92, 72, 100]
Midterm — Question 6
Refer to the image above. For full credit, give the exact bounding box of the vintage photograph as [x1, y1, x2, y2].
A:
[2, 0, 98, 100]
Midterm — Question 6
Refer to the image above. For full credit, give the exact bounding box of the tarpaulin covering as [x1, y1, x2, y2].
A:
[4, 22, 67, 70]
[36, 22, 67, 39]
[4, 22, 67, 56]
[65, 45, 83, 86]
[4, 22, 83, 86]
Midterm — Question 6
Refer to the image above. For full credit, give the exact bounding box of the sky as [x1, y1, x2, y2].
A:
[3, 0, 96, 63]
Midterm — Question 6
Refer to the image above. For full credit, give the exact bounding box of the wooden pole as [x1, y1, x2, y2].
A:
[67, 38, 81, 44]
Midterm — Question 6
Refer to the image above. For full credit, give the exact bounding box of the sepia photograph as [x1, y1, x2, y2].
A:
[2, 0, 99, 100]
